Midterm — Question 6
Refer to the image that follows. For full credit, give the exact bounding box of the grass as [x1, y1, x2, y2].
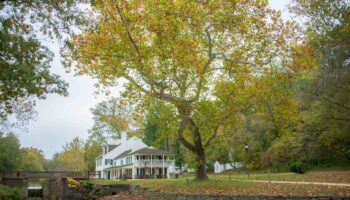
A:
[90, 179, 122, 185]
[210, 170, 350, 183]
[89, 170, 350, 197]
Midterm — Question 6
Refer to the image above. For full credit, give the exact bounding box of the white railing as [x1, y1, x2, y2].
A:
[136, 159, 173, 165]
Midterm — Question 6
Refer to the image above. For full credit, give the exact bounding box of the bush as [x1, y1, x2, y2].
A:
[0, 184, 22, 200]
[289, 161, 307, 174]
[82, 181, 93, 189]
[67, 177, 80, 188]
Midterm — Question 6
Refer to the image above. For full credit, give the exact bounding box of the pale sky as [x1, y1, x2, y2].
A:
[17, 0, 292, 159]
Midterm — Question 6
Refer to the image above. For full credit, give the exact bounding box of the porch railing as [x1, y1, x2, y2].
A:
[133, 174, 167, 179]
[135, 159, 173, 165]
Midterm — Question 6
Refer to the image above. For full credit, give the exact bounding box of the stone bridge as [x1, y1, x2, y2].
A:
[0, 171, 100, 199]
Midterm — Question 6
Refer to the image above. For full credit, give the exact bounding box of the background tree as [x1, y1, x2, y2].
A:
[142, 101, 177, 150]
[43, 153, 61, 171]
[66, 0, 297, 180]
[84, 97, 135, 171]
[56, 137, 86, 171]
[141, 101, 186, 170]
[289, 0, 350, 163]
[89, 98, 130, 142]
[0, 133, 22, 171]
[20, 147, 45, 171]
[84, 138, 102, 171]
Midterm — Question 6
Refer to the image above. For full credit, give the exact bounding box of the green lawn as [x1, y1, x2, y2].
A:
[89, 170, 350, 197]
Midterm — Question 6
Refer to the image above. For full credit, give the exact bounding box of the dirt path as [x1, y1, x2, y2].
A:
[98, 191, 148, 200]
[231, 179, 350, 187]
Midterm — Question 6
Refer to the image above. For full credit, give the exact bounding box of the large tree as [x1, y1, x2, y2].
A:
[66, 0, 297, 180]
[0, 0, 87, 129]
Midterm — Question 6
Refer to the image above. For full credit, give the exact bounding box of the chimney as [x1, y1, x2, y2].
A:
[120, 131, 128, 141]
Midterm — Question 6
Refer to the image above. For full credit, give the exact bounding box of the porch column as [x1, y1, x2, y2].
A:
[173, 155, 176, 174]
[132, 167, 136, 179]
[167, 166, 170, 179]
[162, 154, 165, 178]
[151, 154, 153, 179]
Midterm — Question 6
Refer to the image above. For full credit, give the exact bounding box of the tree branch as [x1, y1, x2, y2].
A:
[204, 124, 220, 148]
[115, 4, 141, 58]
[176, 108, 196, 152]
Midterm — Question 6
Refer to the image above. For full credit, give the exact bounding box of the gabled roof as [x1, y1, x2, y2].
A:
[102, 136, 147, 159]
[130, 147, 174, 155]
[114, 149, 132, 160]
[107, 144, 120, 152]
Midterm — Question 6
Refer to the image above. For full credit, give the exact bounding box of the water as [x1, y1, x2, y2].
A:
[28, 185, 42, 190]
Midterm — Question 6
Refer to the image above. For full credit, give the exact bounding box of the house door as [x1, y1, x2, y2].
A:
[107, 171, 110, 179]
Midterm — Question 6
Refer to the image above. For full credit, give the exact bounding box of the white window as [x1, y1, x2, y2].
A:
[126, 156, 133, 164]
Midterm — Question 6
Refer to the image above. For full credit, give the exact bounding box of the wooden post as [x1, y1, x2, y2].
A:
[247, 167, 250, 179]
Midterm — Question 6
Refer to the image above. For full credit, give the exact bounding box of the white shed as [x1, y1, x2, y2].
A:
[214, 161, 243, 173]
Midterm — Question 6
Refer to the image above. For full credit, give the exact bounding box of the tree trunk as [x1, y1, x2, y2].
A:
[176, 108, 208, 180]
[190, 119, 208, 180]
[194, 149, 208, 180]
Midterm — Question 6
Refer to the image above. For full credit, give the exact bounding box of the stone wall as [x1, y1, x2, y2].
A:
[42, 178, 88, 200]
[42, 179, 130, 200]
[94, 184, 129, 196]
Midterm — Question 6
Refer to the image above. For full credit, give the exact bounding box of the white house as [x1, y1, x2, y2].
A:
[214, 161, 243, 173]
[96, 132, 175, 179]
